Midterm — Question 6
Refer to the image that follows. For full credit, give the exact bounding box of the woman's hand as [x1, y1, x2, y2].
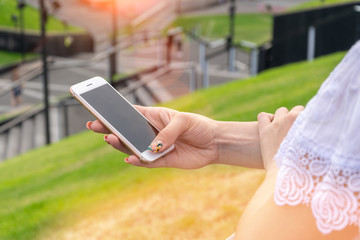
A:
[87, 106, 264, 169]
[87, 106, 220, 169]
[257, 106, 304, 173]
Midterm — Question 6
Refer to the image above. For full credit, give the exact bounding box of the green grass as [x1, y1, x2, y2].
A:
[0, 50, 38, 68]
[290, 0, 360, 11]
[0, 51, 346, 240]
[0, 0, 82, 33]
[170, 0, 359, 45]
[0, 50, 24, 67]
[165, 51, 346, 121]
[171, 13, 272, 45]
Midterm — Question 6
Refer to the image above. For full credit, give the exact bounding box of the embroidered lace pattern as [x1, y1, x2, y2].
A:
[274, 41, 360, 235]
[274, 115, 360, 234]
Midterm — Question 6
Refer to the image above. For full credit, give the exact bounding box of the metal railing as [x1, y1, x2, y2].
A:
[0, 59, 202, 162]
[0, 27, 255, 163]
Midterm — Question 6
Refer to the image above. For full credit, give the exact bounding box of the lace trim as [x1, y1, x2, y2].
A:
[274, 115, 360, 235]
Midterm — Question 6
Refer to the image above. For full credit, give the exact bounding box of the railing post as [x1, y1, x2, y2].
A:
[109, 0, 118, 83]
[229, 46, 236, 72]
[20, 117, 34, 154]
[157, 38, 163, 67]
[189, 65, 196, 92]
[199, 43, 209, 88]
[6, 125, 21, 159]
[250, 48, 259, 76]
[307, 25, 316, 62]
[57, 101, 69, 139]
[39, 0, 51, 145]
[0, 131, 9, 162]
[64, 103, 69, 138]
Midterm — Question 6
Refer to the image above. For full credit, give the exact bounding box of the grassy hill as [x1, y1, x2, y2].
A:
[171, 13, 272, 45]
[290, 0, 360, 11]
[0, 51, 39, 68]
[0, 0, 82, 33]
[170, 0, 359, 45]
[0, 0, 83, 68]
[0, 51, 346, 240]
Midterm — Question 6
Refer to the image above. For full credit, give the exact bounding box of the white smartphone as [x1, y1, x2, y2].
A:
[70, 76, 174, 163]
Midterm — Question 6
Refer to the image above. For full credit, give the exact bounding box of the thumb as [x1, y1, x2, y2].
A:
[257, 112, 274, 133]
[148, 114, 188, 153]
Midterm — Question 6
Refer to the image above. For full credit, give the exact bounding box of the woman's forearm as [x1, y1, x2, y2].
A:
[213, 121, 263, 169]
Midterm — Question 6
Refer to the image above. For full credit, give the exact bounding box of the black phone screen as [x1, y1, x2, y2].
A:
[80, 84, 158, 151]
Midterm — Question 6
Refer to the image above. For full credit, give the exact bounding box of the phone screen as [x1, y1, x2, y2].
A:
[80, 84, 158, 151]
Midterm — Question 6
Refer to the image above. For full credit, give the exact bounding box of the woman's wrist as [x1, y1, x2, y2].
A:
[212, 121, 263, 169]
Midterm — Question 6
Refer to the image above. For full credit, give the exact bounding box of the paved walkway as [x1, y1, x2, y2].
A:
[0, 0, 174, 112]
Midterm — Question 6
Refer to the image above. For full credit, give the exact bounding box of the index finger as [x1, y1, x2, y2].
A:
[87, 120, 111, 134]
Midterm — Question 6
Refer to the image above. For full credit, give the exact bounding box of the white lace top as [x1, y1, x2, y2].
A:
[274, 40, 360, 234]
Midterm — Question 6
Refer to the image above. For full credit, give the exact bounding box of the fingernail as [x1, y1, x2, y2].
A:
[149, 140, 163, 153]
[86, 121, 93, 130]
[104, 135, 110, 144]
[124, 157, 130, 163]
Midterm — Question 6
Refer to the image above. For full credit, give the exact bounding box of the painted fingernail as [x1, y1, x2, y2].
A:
[104, 135, 110, 144]
[149, 140, 163, 153]
[86, 121, 93, 130]
[124, 157, 130, 163]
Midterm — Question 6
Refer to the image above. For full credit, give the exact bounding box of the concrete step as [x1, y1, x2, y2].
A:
[0, 132, 8, 162]
[118, 81, 156, 106]
[50, 106, 61, 143]
[34, 112, 45, 148]
[6, 126, 21, 159]
[19, 119, 35, 154]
